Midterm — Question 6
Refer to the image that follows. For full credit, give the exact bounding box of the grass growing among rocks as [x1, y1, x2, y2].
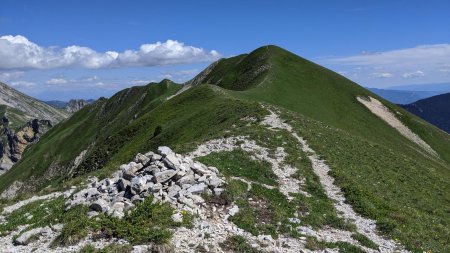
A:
[1, 196, 188, 248]
[305, 236, 365, 253]
[55, 198, 179, 246]
[78, 244, 133, 253]
[197, 149, 278, 186]
[351, 233, 379, 250]
[219, 235, 262, 253]
[0, 197, 65, 237]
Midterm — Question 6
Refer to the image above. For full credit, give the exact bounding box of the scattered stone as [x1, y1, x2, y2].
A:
[229, 205, 239, 216]
[89, 199, 109, 213]
[154, 170, 177, 183]
[187, 183, 207, 194]
[14, 227, 46, 245]
[157, 146, 173, 157]
[134, 153, 150, 166]
[172, 212, 183, 223]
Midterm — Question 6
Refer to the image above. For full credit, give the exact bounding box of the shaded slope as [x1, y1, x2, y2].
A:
[0, 80, 182, 193]
[400, 93, 450, 133]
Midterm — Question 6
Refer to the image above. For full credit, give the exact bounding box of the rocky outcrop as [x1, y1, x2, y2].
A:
[0, 118, 52, 174]
[0, 82, 68, 123]
[67, 146, 225, 219]
[65, 99, 89, 113]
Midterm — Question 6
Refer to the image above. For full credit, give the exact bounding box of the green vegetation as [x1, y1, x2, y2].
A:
[79, 244, 133, 253]
[283, 110, 449, 252]
[351, 233, 379, 250]
[221, 175, 351, 239]
[305, 236, 365, 253]
[54, 198, 177, 246]
[219, 235, 262, 253]
[1, 196, 185, 247]
[197, 149, 278, 186]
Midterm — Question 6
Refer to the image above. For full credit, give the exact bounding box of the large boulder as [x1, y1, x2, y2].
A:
[154, 170, 177, 183]
[157, 146, 173, 157]
[89, 199, 110, 212]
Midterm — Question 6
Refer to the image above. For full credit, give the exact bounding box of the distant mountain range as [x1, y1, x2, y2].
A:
[400, 93, 450, 134]
[387, 82, 450, 92]
[45, 99, 96, 112]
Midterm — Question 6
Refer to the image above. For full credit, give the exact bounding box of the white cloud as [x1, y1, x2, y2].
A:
[81, 75, 99, 82]
[0, 71, 24, 81]
[369, 72, 393, 78]
[327, 44, 450, 67]
[130, 80, 153, 85]
[0, 35, 221, 70]
[322, 44, 450, 86]
[10, 80, 35, 88]
[46, 78, 68, 85]
[403, 70, 424, 78]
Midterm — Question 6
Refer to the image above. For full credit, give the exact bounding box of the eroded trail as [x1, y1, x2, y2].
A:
[262, 108, 409, 253]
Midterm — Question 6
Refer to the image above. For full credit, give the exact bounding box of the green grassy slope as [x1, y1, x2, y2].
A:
[197, 45, 450, 164]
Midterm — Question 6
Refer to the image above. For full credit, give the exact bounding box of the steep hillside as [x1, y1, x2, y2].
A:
[400, 93, 450, 133]
[0, 79, 183, 194]
[1, 46, 449, 252]
[0, 82, 68, 123]
[0, 82, 69, 173]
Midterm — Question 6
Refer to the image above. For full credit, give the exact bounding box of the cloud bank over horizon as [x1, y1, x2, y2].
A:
[0, 35, 220, 70]
[321, 44, 450, 88]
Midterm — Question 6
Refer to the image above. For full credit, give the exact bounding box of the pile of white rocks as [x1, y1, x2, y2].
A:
[67, 146, 225, 219]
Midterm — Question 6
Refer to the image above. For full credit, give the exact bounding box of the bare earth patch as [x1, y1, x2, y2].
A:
[357, 96, 437, 156]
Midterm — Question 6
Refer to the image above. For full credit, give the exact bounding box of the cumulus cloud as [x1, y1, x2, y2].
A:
[0, 35, 220, 70]
[402, 70, 424, 78]
[370, 72, 393, 78]
[46, 78, 69, 85]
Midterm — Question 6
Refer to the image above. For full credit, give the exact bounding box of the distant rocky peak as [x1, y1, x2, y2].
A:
[66, 99, 89, 113]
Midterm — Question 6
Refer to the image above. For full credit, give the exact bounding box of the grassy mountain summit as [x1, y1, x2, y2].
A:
[0, 46, 449, 252]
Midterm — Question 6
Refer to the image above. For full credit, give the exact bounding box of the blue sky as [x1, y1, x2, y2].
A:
[1, 0, 449, 100]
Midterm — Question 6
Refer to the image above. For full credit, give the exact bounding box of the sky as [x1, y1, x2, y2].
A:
[1, 0, 449, 100]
